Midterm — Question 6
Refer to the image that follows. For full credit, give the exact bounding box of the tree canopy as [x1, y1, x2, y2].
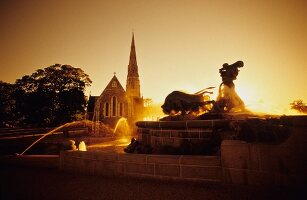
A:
[290, 100, 307, 114]
[0, 81, 15, 127]
[0, 64, 92, 127]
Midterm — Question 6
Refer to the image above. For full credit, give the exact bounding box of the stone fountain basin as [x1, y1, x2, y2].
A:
[136, 119, 238, 155]
[135, 116, 307, 155]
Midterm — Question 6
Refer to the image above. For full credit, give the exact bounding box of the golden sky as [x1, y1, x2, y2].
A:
[0, 0, 306, 114]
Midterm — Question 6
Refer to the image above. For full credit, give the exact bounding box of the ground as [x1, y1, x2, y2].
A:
[0, 165, 304, 200]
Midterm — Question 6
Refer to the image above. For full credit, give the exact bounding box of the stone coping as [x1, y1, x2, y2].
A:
[62, 150, 221, 166]
[136, 119, 231, 129]
[136, 115, 307, 129]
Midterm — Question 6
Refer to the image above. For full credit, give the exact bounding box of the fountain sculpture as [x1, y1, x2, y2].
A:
[216, 60, 245, 112]
[126, 61, 290, 154]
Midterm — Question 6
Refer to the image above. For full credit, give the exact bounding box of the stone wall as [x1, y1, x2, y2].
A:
[60, 151, 222, 182]
[221, 117, 307, 186]
[58, 116, 307, 185]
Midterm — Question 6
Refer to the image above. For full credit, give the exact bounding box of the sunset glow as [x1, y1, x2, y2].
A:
[0, 0, 306, 115]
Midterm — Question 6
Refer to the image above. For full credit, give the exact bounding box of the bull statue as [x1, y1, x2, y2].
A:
[161, 87, 214, 116]
[161, 60, 247, 118]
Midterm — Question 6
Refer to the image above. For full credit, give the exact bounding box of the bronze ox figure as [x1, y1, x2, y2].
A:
[161, 88, 214, 115]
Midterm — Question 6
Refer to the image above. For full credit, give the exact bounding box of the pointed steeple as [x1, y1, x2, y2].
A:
[126, 33, 141, 98]
[125, 33, 143, 122]
[128, 33, 139, 77]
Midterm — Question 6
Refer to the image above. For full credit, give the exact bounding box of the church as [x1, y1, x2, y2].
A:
[87, 34, 144, 128]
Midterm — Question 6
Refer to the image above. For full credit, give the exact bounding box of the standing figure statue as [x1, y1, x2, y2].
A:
[216, 61, 246, 112]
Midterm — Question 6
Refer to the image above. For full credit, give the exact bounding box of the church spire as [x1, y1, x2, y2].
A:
[126, 33, 141, 98]
[128, 32, 139, 77]
[125, 33, 143, 122]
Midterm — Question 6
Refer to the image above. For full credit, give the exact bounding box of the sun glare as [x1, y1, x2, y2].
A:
[235, 86, 303, 115]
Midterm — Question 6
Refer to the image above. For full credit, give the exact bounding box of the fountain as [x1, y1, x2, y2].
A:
[52, 60, 306, 186]
[129, 61, 291, 154]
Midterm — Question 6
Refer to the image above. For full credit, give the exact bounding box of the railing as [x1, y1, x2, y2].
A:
[0, 127, 88, 139]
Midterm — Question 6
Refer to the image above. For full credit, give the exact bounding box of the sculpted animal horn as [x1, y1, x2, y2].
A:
[195, 87, 215, 95]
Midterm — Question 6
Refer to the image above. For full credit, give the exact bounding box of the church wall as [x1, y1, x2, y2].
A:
[98, 90, 128, 128]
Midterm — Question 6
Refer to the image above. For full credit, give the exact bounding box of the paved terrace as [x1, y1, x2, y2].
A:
[0, 165, 304, 200]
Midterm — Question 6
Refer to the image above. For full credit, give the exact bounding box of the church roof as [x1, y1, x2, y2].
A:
[101, 74, 125, 95]
[87, 74, 125, 113]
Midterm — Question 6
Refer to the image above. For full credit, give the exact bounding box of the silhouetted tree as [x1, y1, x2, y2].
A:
[290, 100, 307, 114]
[0, 81, 15, 127]
[13, 64, 92, 127]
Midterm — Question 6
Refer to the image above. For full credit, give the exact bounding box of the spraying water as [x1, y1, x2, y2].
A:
[113, 117, 128, 133]
[113, 117, 130, 137]
[18, 120, 90, 155]
[78, 141, 87, 151]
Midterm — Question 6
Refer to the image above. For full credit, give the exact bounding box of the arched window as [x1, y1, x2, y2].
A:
[119, 103, 123, 116]
[104, 102, 109, 117]
[112, 96, 117, 116]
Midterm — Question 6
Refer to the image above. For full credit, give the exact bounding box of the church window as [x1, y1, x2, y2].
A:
[112, 81, 117, 87]
[104, 102, 109, 117]
[112, 96, 117, 116]
[119, 103, 123, 116]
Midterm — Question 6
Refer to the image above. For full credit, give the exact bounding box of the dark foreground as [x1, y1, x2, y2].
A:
[0, 165, 304, 200]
